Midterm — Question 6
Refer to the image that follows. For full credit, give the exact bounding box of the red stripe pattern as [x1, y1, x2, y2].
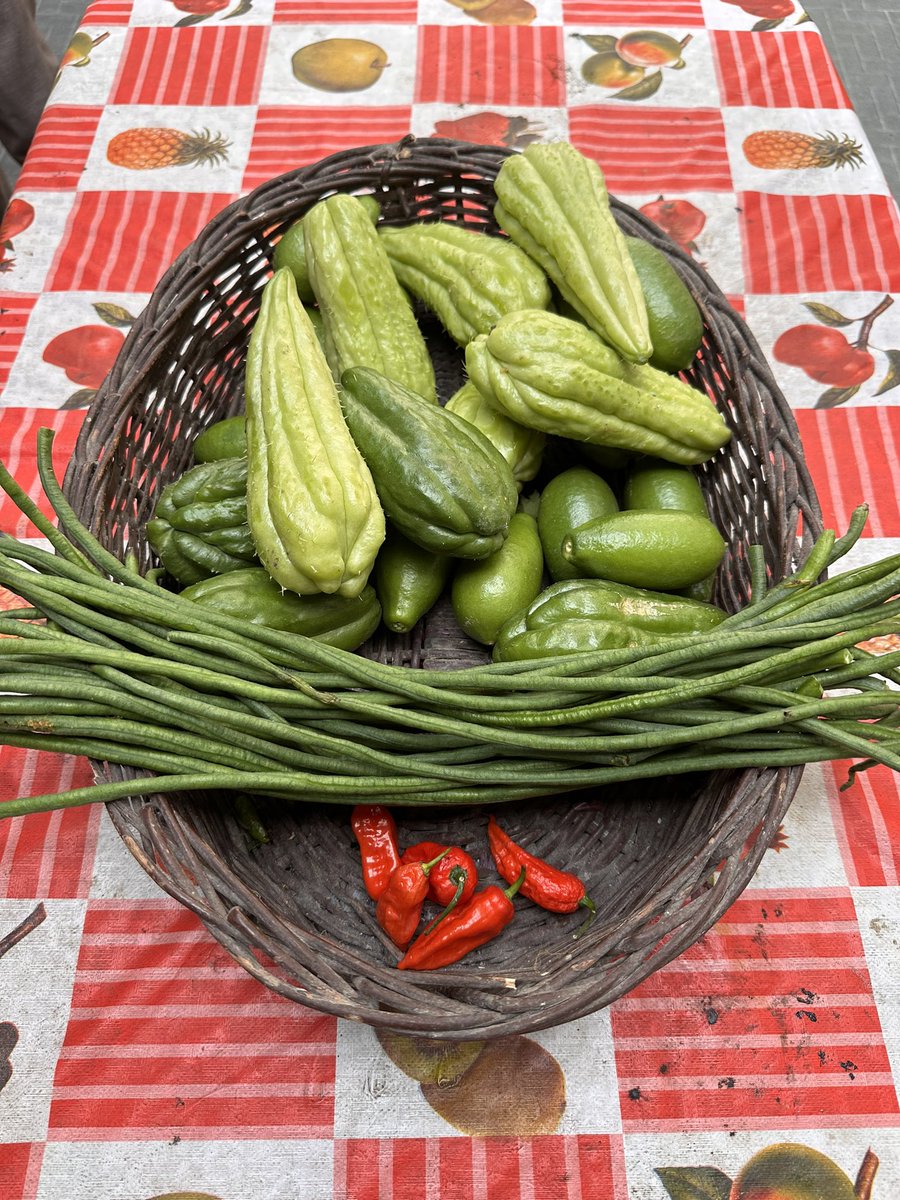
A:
[714, 31, 851, 109]
[244, 107, 412, 191]
[0, 295, 38, 393]
[0, 748, 98, 899]
[742, 193, 900, 293]
[274, 0, 417, 19]
[48, 902, 338, 1139]
[562, 0, 704, 21]
[0, 409, 86, 536]
[611, 892, 900, 1131]
[337, 1136, 627, 1200]
[111, 27, 269, 107]
[415, 26, 566, 108]
[81, 0, 133, 22]
[14, 106, 101, 191]
[48, 192, 236, 294]
[0, 1144, 43, 1200]
[794, 408, 900, 539]
[568, 108, 732, 192]
[826, 762, 900, 887]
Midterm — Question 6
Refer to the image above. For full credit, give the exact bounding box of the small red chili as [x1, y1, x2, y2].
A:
[487, 815, 596, 918]
[351, 805, 401, 901]
[397, 867, 525, 971]
[375, 848, 450, 949]
[400, 841, 478, 907]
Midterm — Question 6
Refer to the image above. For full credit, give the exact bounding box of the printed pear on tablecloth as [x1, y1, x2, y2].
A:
[259, 24, 418, 106]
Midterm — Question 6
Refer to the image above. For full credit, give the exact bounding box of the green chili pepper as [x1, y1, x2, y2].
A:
[493, 577, 726, 662]
[147, 456, 258, 586]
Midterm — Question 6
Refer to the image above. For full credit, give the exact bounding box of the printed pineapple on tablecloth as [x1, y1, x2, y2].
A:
[80, 105, 254, 191]
[723, 107, 885, 195]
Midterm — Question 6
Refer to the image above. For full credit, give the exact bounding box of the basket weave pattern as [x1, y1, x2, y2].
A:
[63, 139, 822, 1039]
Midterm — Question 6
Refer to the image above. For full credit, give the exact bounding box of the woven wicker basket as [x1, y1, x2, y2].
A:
[63, 137, 822, 1039]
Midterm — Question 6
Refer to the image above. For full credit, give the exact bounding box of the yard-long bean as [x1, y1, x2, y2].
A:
[0, 428, 897, 821]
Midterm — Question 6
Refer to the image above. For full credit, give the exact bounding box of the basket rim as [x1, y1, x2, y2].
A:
[63, 136, 822, 1039]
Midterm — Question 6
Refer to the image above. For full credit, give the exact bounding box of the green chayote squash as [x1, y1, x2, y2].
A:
[444, 380, 545, 490]
[493, 141, 652, 363]
[465, 309, 731, 467]
[339, 366, 519, 560]
[379, 220, 550, 346]
[147, 456, 257, 586]
[305, 193, 436, 402]
[244, 267, 385, 598]
[493, 577, 726, 662]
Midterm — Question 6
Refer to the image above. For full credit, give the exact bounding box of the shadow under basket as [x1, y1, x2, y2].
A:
[63, 137, 822, 1040]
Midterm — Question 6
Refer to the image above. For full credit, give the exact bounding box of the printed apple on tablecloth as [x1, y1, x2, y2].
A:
[41, 301, 135, 409]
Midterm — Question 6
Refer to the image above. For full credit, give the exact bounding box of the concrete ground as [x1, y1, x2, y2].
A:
[2, 0, 898, 203]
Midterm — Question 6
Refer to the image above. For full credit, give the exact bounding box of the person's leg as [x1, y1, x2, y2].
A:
[0, 0, 57, 175]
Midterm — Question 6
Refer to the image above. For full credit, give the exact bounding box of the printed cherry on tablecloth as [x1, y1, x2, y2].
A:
[773, 295, 898, 408]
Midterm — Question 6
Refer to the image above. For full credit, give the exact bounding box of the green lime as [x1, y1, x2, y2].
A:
[451, 512, 544, 645]
[623, 458, 708, 516]
[537, 466, 619, 581]
[374, 528, 452, 634]
[192, 414, 246, 463]
[626, 236, 703, 372]
[563, 510, 725, 590]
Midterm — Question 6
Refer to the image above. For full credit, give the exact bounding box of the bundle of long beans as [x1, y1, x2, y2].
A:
[0, 428, 899, 821]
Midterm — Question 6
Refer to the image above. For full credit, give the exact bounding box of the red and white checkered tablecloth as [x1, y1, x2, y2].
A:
[3, 1, 900, 1196]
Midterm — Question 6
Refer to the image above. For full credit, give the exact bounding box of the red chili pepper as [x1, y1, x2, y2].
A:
[375, 849, 450, 949]
[400, 841, 478, 907]
[351, 805, 401, 900]
[487, 815, 596, 917]
[397, 867, 525, 971]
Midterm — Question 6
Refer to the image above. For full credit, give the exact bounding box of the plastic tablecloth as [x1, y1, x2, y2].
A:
[3, 1, 900, 1196]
